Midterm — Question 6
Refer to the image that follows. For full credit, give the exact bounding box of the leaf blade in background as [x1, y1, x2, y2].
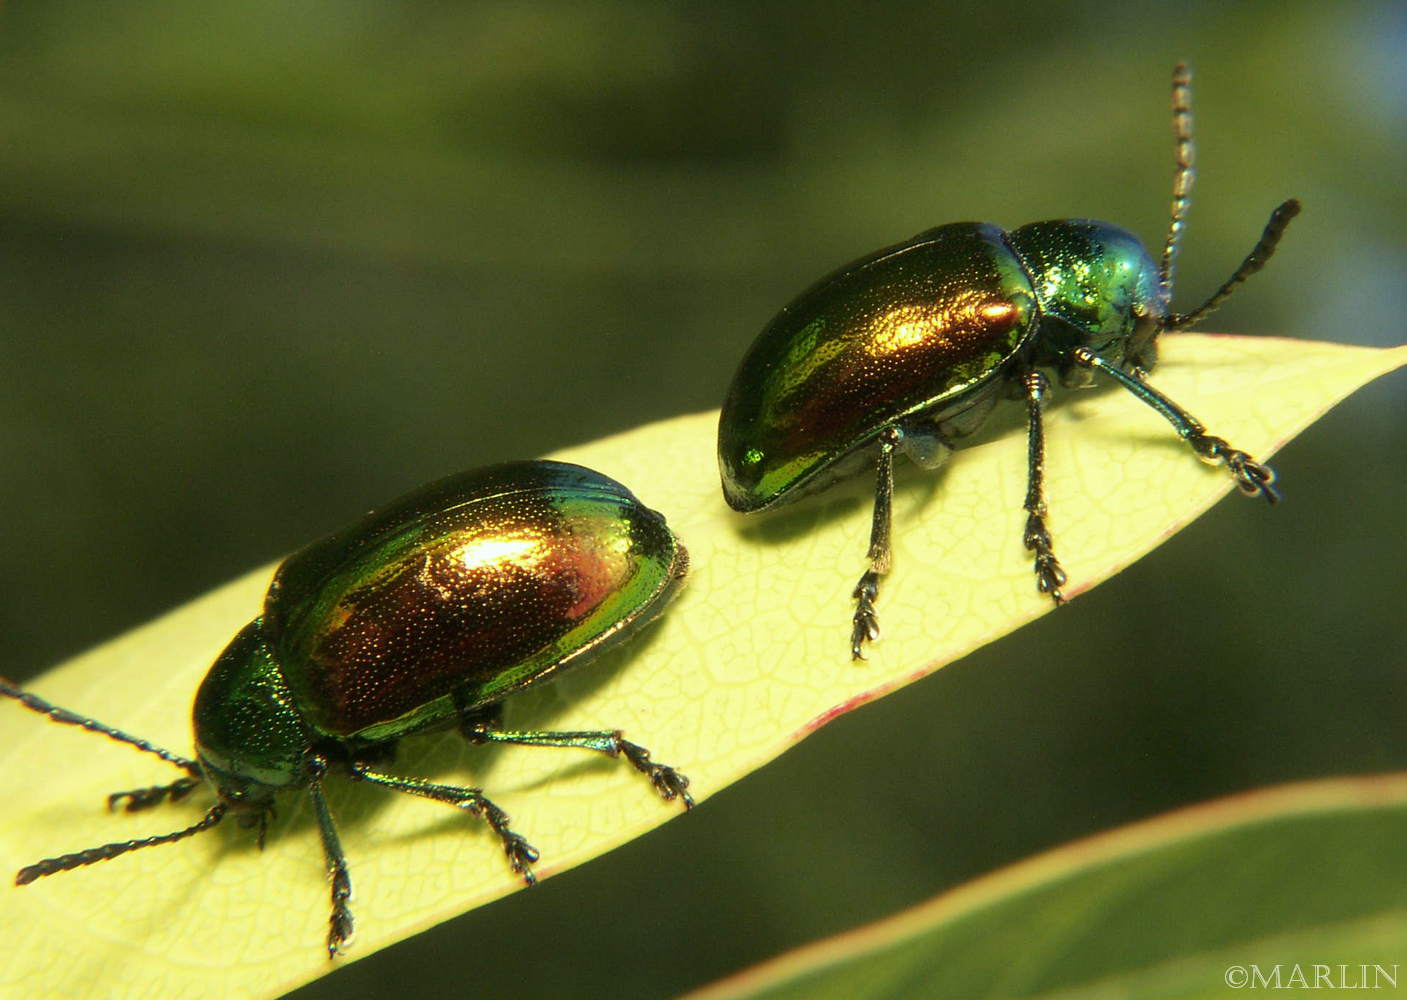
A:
[0, 335, 1403, 999]
[679, 774, 1407, 1000]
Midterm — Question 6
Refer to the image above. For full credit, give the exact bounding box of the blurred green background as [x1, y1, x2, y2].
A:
[2, 2, 1404, 998]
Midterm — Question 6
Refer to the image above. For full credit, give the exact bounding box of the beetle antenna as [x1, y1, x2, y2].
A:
[0, 677, 202, 778]
[1167, 199, 1302, 330]
[15, 803, 228, 884]
[1158, 62, 1195, 304]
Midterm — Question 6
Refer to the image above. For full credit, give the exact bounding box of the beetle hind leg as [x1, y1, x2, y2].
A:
[348, 761, 540, 882]
[462, 722, 693, 809]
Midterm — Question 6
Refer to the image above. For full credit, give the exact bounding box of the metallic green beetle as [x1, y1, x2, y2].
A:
[718, 65, 1300, 658]
[2, 460, 691, 957]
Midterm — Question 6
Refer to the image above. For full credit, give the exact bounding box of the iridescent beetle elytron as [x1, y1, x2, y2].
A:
[718, 65, 1300, 658]
[2, 460, 691, 956]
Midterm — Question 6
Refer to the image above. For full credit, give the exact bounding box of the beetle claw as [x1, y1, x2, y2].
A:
[503, 834, 540, 884]
[1034, 557, 1067, 605]
[1023, 513, 1067, 605]
[652, 766, 694, 809]
[1189, 432, 1280, 505]
[325, 860, 354, 960]
[1229, 453, 1280, 504]
[327, 914, 354, 960]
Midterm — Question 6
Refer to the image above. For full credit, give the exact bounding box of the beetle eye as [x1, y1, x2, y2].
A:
[742, 448, 763, 466]
[1126, 305, 1160, 364]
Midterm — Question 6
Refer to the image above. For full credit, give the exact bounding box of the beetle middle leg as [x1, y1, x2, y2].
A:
[1021, 370, 1068, 604]
[457, 706, 692, 808]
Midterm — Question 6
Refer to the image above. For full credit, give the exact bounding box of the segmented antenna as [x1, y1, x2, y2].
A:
[1159, 62, 1196, 302]
[15, 803, 229, 884]
[1168, 199, 1302, 330]
[0, 677, 202, 777]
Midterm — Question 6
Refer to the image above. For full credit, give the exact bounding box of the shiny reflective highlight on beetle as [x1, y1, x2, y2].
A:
[718, 64, 1300, 658]
[2, 460, 692, 957]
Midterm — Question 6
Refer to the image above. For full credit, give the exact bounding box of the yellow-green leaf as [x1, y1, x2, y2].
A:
[678, 773, 1407, 1000]
[1, 335, 1403, 1000]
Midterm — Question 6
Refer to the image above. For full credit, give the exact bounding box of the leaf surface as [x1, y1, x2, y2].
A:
[1, 335, 1403, 999]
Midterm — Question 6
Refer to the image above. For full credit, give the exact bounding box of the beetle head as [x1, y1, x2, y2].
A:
[1008, 219, 1166, 374]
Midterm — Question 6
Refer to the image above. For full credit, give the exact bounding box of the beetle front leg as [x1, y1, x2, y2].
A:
[461, 724, 693, 808]
[1070, 347, 1279, 503]
[107, 775, 203, 813]
[1021, 370, 1067, 604]
[852, 427, 902, 660]
[304, 754, 354, 959]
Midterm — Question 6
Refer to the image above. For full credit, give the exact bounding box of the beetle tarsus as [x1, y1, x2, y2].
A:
[1023, 511, 1067, 604]
[617, 738, 694, 809]
[850, 570, 882, 660]
[464, 793, 540, 884]
[1188, 432, 1280, 505]
[327, 860, 354, 959]
[107, 776, 202, 813]
[1232, 455, 1280, 504]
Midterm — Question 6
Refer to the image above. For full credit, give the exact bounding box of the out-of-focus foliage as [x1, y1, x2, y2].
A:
[683, 776, 1407, 1000]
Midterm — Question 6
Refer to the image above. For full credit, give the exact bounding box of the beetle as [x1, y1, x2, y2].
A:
[1, 459, 691, 957]
[717, 64, 1300, 658]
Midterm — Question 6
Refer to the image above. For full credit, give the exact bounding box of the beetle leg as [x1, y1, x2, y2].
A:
[107, 775, 203, 813]
[851, 426, 902, 660]
[305, 754, 354, 959]
[347, 763, 541, 882]
[1070, 347, 1280, 504]
[236, 804, 276, 850]
[462, 725, 693, 809]
[1022, 370, 1068, 604]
